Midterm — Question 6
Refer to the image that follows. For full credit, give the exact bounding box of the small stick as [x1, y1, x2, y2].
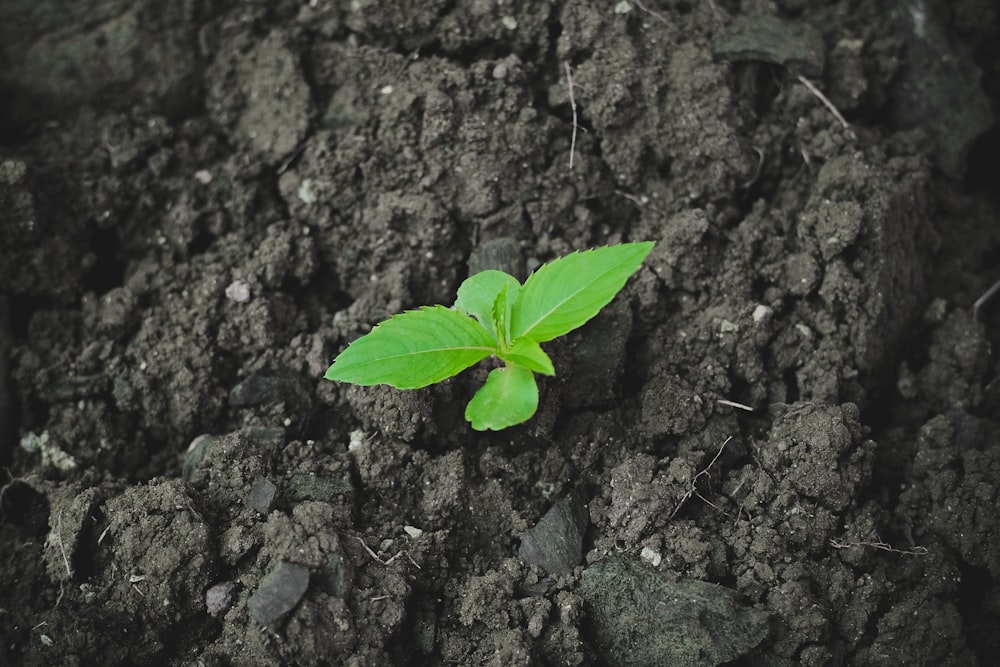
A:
[973, 278, 1000, 321]
[564, 61, 579, 170]
[355, 536, 421, 569]
[717, 399, 754, 412]
[795, 73, 851, 132]
[742, 146, 765, 188]
[276, 142, 308, 175]
[55, 510, 72, 579]
[630, 0, 670, 25]
[356, 536, 384, 562]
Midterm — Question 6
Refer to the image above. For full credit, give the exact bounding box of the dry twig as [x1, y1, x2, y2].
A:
[973, 278, 1000, 321]
[717, 399, 754, 412]
[563, 61, 579, 170]
[355, 536, 421, 569]
[795, 73, 851, 132]
[630, 0, 670, 25]
[54, 510, 72, 579]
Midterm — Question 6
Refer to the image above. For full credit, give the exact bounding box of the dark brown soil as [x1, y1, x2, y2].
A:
[2, 1, 999, 665]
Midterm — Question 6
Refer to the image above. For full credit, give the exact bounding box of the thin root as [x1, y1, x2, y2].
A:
[671, 436, 733, 519]
[829, 538, 928, 556]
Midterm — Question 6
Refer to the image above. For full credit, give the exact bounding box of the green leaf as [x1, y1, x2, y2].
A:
[325, 305, 497, 389]
[491, 283, 513, 348]
[498, 338, 555, 375]
[511, 242, 654, 343]
[454, 270, 521, 343]
[465, 364, 538, 431]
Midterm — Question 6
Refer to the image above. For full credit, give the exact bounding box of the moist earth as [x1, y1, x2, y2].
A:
[1, 1, 999, 665]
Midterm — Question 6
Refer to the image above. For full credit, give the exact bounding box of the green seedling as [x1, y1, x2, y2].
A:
[325, 241, 654, 430]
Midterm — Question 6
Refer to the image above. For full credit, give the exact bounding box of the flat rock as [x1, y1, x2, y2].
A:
[468, 237, 525, 281]
[518, 493, 588, 576]
[579, 557, 769, 666]
[712, 14, 825, 77]
[229, 371, 309, 409]
[247, 477, 277, 514]
[249, 561, 311, 630]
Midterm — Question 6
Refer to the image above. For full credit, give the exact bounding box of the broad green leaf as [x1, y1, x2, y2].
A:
[465, 364, 538, 430]
[325, 305, 497, 389]
[454, 270, 521, 343]
[511, 242, 655, 343]
[498, 338, 555, 375]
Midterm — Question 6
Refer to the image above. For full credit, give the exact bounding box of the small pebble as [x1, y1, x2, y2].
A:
[640, 546, 662, 567]
[206, 581, 237, 617]
[752, 304, 772, 324]
[225, 279, 252, 303]
[248, 477, 277, 514]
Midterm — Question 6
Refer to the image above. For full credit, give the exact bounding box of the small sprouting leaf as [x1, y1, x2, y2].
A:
[511, 242, 654, 343]
[325, 305, 497, 389]
[465, 364, 538, 431]
[325, 242, 655, 431]
[491, 283, 517, 348]
[498, 338, 555, 375]
[454, 270, 521, 342]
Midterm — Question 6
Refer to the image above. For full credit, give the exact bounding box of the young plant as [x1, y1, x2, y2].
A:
[325, 241, 654, 430]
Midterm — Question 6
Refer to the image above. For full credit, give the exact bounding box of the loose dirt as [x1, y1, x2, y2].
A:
[2, 1, 998, 665]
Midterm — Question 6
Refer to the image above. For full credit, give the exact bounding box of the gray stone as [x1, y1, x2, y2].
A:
[288, 473, 353, 502]
[248, 561, 311, 629]
[579, 557, 769, 666]
[518, 493, 588, 576]
[182, 434, 220, 484]
[712, 14, 825, 77]
[319, 551, 353, 599]
[229, 371, 309, 408]
[468, 237, 525, 281]
[248, 477, 277, 514]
